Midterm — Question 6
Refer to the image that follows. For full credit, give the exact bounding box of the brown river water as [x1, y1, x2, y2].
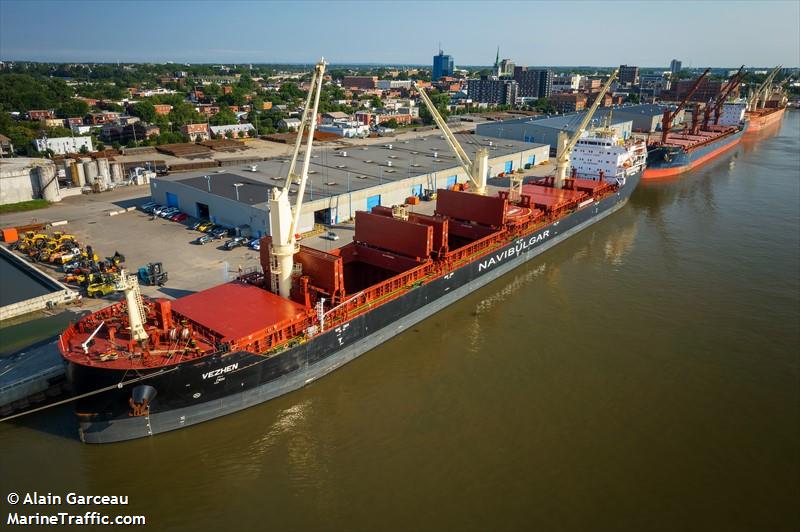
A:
[0, 112, 798, 531]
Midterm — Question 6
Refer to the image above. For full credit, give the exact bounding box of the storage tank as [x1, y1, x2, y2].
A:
[83, 159, 98, 185]
[72, 160, 85, 187]
[96, 158, 111, 189]
[36, 163, 61, 202]
[110, 162, 123, 183]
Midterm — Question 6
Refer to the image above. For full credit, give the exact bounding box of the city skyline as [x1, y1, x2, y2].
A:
[1, 1, 798, 67]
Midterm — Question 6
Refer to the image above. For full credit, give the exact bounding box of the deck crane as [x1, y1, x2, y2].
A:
[748, 65, 782, 111]
[660, 68, 710, 144]
[552, 69, 617, 189]
[268, 57, 327, 298]
[703, 65, 746, 128]
[413, 83, 489, 195]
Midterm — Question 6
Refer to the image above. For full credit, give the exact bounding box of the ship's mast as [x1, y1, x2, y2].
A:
[553, 69, 617, 189]
[749, 65, 782, 111]
[703, 65, 745, 128]
[115, 269, 148, 343]
[413, 83, 489, 195]
[268, 58, 327, 298]
[660, 68, 710, 144]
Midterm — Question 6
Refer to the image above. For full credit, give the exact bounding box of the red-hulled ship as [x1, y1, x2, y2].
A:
[60, 174, 640, 443]
[745, 66, 788, 133]
[644, 67, 747, 179]
[59, 60, 640, 443]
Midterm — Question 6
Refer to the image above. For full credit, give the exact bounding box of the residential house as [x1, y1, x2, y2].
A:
[278, 118, 301, 131]
[209, 123, 255, 138]
[100, 123, 160, 144]
[0, 134, 14, 156]
[181, 123, 210, 142]
[33, 136, 93, 155]
[28, 110, 55, 120]
[153, 104, 173, 115]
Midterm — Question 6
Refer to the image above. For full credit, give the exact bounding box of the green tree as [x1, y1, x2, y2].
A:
[419, 91, 450, 124]
[130, 100, 156, 122]
[210, 107, 238, 126]
[225, 130, 235, 139]
[56, 99, 89, 118]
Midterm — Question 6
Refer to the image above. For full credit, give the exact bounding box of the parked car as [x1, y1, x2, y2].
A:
[159, 207, 179, 218]
[223, 236, 248, 250]
[152, 205, 169, 216]
[210, 227, 229, 240]
[193, 220, 211, 231]
[193, 235, 213, 245]
[198, 222, 216, 232]
[248, 238, 261, 251]
[171, 213, 188, 222]
[323, 231, 340, 241]
[141, 201, 158, 213]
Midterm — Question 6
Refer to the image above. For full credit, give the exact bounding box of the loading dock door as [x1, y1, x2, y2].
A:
[527, 155, 535, 165]
[166, 192, 179, 208]
[446, 175, 457, 189]
[411, 184, 423, 197]
[366, 194, 381, 211]
[196, 202, 210, 219]
[504, 161, 513, 173]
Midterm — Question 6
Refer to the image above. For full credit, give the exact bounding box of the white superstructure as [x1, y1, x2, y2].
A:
[570, 127, 647, 182]
[718, 101, 747, 126]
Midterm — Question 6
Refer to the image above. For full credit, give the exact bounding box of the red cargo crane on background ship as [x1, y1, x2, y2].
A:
[703, 65, 746, 128]
[660, 68, 711, 144]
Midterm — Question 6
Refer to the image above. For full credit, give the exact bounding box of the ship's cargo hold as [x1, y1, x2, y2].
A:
[370, 205, 394, 217]
[355, 211, 433, 260]
[408, 213, 449, 256]
[435, 188, 507, 227]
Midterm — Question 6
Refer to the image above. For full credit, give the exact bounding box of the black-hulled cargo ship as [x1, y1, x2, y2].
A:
[62, 172, 640, 443]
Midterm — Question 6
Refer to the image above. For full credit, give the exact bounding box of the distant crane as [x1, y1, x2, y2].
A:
[703, 65, 746, 128]
[660, 68, 711, 144]
[552, 69, 618, 189]
[413, 83, 489, 195]
[748, 65, 782, 111]
[268, 58, 327, 298]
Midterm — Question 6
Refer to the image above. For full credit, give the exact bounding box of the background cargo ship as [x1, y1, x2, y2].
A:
[745, 65, 788, 133]
[644, 67, 747, 179]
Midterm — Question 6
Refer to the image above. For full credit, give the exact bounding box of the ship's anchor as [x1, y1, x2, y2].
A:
[129, 384, 157, 417]
[129, 398, 149, 417]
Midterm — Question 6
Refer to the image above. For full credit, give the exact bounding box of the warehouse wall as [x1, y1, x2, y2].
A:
[149, 144, 549, 233]
[150, 179, 269, 237]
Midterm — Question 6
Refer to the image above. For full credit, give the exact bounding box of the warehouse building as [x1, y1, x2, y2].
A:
[474, 104, 683, 150]
[149, 134, 549, 237]
[476, 112, 632, 154]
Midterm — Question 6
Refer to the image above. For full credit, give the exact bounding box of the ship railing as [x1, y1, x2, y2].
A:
[324, 261, 434, 327]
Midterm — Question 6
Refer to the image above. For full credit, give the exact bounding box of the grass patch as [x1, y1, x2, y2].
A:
[0, 199, 50, 214]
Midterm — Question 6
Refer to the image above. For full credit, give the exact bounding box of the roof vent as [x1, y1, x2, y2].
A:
[386, 160, 393, 167]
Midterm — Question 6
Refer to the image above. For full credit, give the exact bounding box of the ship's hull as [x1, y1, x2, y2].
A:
[642, 127, 744, 179]
[70, 172, 641, 443]
[744, 107, 785, 133]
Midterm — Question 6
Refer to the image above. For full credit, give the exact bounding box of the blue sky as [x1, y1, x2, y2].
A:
[1, 0, 798, 67]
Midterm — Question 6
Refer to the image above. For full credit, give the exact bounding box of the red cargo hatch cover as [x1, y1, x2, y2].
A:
[171, 282, 307, 340]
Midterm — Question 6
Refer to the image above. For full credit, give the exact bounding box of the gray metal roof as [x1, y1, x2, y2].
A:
[177, 173, 276, 205]
[159, 133, 545, 206]
[479, 104, 670, 130]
